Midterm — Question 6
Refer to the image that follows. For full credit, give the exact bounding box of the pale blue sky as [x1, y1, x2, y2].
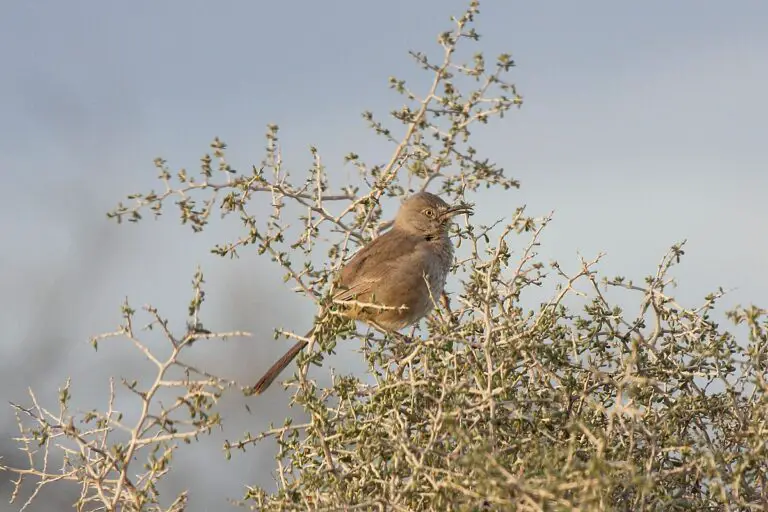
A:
[1, 1, 767, 509]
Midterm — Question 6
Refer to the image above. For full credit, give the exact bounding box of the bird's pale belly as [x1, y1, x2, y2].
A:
[385, 246, 451, 329]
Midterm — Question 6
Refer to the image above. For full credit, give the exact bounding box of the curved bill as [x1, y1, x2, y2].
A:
[441, 202, 474, 220]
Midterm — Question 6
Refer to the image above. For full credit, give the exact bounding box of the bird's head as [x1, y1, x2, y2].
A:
[393, 192, 473, 236]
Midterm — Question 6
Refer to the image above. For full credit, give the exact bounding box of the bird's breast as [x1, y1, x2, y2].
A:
[414, 239, 454, 300]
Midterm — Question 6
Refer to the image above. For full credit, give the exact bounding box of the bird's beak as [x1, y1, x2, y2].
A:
[441, 202, 474, 220]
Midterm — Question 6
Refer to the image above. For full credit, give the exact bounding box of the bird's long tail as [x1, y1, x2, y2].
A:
[249, 338, 309, 395]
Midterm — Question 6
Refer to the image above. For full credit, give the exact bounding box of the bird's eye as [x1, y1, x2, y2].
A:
[423, 208, 435, 218]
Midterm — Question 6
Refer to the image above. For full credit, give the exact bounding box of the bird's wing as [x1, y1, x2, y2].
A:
[332, 232, 420, 302]
[332, 279, 375, 302]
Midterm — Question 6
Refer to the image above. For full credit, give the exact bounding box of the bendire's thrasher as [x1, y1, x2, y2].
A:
[250, 191, 472, 395]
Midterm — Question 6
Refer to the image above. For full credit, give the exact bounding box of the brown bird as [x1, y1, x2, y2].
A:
[249, 191, 473, 395]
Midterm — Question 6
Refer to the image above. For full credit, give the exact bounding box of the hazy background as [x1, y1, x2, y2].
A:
[1, 1, 767, 509]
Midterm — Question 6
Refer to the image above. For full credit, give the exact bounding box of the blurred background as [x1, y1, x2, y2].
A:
[1, 0, 767, 509]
